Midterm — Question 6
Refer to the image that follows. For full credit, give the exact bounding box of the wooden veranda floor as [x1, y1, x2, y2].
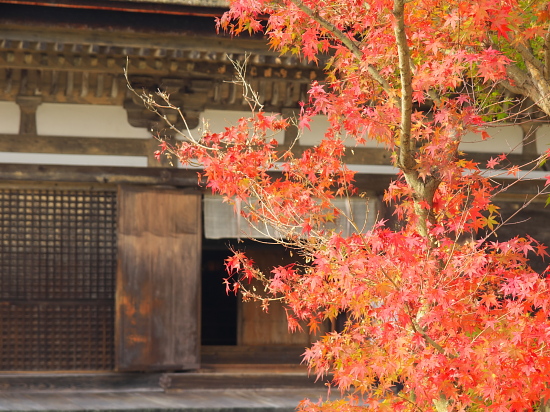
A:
[0, 367, 333, 412]
[0, 388, 330, 412]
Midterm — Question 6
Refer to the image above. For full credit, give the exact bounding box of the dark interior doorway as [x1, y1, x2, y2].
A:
[201, 242, 238, 346]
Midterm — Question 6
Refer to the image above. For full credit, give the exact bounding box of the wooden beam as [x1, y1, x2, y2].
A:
[0, 134, 150, 156]
[0, 161, 392, 195]
[0, 164, 201, 186]
[0, 0, 228, 17]
[0, 52, 317, 80]
[0, 24, 278, 58]
[466, 152, 542, 167]
[0, 162, 544, 197]
[0, 131, 539, 170]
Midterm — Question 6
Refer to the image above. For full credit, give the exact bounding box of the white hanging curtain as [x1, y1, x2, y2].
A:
[203, 194, 380, 240]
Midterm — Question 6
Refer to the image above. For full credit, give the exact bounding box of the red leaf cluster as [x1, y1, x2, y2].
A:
[156, 0, 550, 410]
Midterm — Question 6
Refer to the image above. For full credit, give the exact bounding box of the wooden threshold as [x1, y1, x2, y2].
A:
[201, 345, 307, 365]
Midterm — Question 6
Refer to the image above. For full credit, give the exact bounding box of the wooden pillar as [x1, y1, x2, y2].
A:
[16, 95, 42, 135]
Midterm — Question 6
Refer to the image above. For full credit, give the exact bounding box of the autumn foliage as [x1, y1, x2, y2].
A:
[139, 0, 550, 411]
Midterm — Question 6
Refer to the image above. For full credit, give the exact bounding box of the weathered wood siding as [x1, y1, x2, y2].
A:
[116, 186, 201, 371]
[237, 247, 328, 346]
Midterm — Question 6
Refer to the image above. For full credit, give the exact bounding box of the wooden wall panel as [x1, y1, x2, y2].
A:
[239, 299, 322, 345]
[237, 247, 328, 346]
[116, 186, 201, 371]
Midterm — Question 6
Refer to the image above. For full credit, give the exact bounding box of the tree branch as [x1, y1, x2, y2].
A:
[490, 39, 550, 117]
[392, 0, 440, 241]
[544, 25, 550, 82]
[524, 59, 550, 116]
[393, 0, 414, 173]
[288, 0, 394, 96]
[506, 35, 545, 74]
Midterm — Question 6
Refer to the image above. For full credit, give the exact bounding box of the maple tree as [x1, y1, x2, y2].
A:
[131, 0, 550, 411]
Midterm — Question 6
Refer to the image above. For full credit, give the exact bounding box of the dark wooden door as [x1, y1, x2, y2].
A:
[116, 186, 201, 371]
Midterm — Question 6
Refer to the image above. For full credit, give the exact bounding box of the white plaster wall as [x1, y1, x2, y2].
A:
[298, 115, 380, 148]
[0, 152, 148, 167]
[178, 109, 286, 169]
[36, 103, 151, 138]
[297, 118, 525, 154]
[203, 193, 378, 239]
[536, 124, 550, 154]
[186, 109, 285, 144]
[0, 101, 21, 134]
[460, 124, 523, 154]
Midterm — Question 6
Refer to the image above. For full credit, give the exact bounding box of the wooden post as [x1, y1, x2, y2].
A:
[16, 95, 41, 135]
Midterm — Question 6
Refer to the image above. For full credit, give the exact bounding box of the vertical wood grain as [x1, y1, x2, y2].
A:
[116, 186, 201, 371]
[237, 247, 328, 346]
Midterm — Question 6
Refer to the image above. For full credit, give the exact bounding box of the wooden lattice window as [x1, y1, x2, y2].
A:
[0, 188, 116, 371]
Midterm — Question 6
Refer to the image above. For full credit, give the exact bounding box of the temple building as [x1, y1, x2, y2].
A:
[0, 0, 548, 384]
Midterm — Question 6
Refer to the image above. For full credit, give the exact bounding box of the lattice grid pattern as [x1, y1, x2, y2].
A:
[0, 188, 116, 370]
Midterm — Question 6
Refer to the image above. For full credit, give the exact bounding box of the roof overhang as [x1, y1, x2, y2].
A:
[0, 0, 228, 17]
